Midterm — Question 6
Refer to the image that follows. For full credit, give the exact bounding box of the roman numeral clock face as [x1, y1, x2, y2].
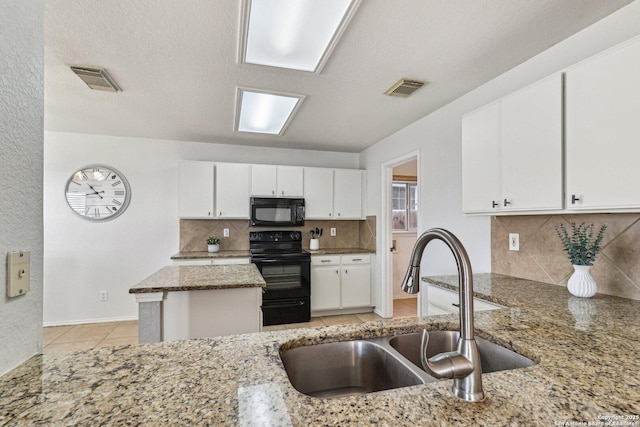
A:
[65, 165, 131, 221]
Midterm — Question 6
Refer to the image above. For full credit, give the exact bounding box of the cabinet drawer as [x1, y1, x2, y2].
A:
[311, 256, 341, 266]
[341, 254, 370, 265]
[428, 284, 504, 312]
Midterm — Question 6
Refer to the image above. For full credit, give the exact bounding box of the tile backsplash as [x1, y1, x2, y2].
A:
[180, 216, 376, 252]
[492, 213, 640, 300]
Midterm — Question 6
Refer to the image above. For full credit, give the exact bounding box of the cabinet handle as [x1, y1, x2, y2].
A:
[352, 258, 362, 261]
[272, 190, 275, 195]
[329, 213, 332, 216]
[503, 199, 511, 207]
[452, 303, 460, 308]
[492, 201, 499, 208]
[335, 270, 339, 274]
[321, 260, 331, 263]
[571, 194, 580, 204]
[281, 190, 284, 196]
[219, 211, 222, 216]
[345, 269, 348, 274]
[337, 213, 341, 217]
[208, 212, 212, 216]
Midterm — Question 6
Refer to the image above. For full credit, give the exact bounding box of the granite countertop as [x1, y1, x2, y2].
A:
[308, 247, 375, 255]
[170, 250, 251, 260]
[128, 264, 265, 294]
[3, 274, 640, 425]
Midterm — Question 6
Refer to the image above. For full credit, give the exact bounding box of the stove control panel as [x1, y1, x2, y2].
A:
[249, 231, 301, 242]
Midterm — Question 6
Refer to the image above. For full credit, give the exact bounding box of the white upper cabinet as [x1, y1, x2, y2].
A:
[462, 102, 501, 213]
[566, 37, 640, 210]
[501, 74, 563, 211]
[304, 168, 363, 220]
[178, 161, 214, 218]
[250, 165, 278, 197]
[333, 169, 363, 219]
[250, 165, 303, 197]
[216, 163, 250, 218]
[462, 73, 563, 214]
[304, 167, 334, 219]
[277, 166, 304, 197]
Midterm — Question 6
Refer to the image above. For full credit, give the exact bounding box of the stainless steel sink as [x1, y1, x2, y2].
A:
[388, 331, 536, 374]
[279, 340, 424, 398]
[279, 332, 536, 399]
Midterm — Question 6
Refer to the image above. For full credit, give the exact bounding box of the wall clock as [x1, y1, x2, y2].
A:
[64, 165, 131, 221]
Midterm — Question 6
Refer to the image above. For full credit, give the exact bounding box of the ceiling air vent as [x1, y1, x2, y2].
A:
[70, 66, 121, 92]
[384, 78, 426, 98]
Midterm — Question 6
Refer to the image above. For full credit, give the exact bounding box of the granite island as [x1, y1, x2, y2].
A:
[1, 274, 639, 426]
[129, 264, 266, 342]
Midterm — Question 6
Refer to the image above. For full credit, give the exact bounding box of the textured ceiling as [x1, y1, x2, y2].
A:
[44, 0, 632, 153]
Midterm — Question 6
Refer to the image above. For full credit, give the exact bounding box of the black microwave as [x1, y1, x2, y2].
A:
[250, 197, 305, 227]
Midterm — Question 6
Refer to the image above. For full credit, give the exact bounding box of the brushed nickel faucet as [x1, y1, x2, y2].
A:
[401, 228, 484, 402]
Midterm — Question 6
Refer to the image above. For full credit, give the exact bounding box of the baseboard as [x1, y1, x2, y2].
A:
[43, 315, 138, 327]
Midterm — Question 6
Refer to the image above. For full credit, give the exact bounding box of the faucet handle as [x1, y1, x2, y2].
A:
[420, 330, 474, 380]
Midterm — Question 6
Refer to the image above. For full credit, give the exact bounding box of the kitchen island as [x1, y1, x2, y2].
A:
[129, 264, 266, 342]
[2, 274, 639, 425]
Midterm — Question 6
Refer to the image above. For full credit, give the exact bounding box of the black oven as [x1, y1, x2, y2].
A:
[250, 197, 305, 227]
[250, 231, 311, 326]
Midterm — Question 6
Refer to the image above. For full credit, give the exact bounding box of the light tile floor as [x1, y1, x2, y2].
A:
[42, 298, 418, 352]
[43, 320, 139, 354]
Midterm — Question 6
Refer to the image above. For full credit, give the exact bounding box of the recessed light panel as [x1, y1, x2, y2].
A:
[236, 89, 304, 135]
[241, 0, 360, 73]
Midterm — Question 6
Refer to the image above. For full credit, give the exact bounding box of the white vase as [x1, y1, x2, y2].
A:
[207, 244, 220, 253]
[567, 265, 597, 298]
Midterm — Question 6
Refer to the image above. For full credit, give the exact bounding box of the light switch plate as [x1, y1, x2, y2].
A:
[7, 251, 30, 298]
[509, 233, 520, 251]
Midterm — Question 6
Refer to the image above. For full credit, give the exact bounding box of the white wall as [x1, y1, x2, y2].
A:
[0, 0, 44, 375]
[360, 1, 640, 312]
[44, 132, 358, 325]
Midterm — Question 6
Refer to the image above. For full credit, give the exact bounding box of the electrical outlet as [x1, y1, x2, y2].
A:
[509, 233, 520, 251]
[223, 228, 229, 237]
[99, 290, 108, 301]
[330, 227, 336, 236]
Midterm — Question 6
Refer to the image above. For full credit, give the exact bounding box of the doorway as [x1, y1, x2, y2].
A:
[380, 151, 420, 319]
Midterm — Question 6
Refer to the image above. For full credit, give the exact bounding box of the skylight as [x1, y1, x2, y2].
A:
[236, 89, 304, 135]
[240, 0, 361, 73]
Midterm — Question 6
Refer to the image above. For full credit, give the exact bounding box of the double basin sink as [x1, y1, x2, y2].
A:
[279, 330, 535, 398]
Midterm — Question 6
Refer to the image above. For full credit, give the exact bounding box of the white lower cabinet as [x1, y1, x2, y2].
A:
[311, 256, 341, 311]
[311, 254, 371, 312]
[427, 284, 503, 314]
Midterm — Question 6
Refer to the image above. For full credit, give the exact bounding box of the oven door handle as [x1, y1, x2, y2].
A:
[263, 300, 305, 309]
[252, 257, 309, 263]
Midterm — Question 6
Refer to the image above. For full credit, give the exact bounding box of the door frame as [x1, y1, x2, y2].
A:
[379, 150, 421, 318]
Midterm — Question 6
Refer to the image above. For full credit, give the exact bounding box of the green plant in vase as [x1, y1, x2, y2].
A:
[207, 236, 220, 253]
[554, 222, 606, 297]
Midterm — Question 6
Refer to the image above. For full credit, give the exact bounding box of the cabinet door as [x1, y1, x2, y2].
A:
[304, 167, 334, 219]
[178, 161, 214, 218]
[333, 169, 362, 219]
[501, 74, 563, 211]
[215, 163, 250, 218]
[566, 37, 640, 210]
[311, 267, 341, 311]
[277, 166, 304, 197]
[461, 102, 501, 213]
[251, 165, 277, 197]
[340, 264, 370, 308]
